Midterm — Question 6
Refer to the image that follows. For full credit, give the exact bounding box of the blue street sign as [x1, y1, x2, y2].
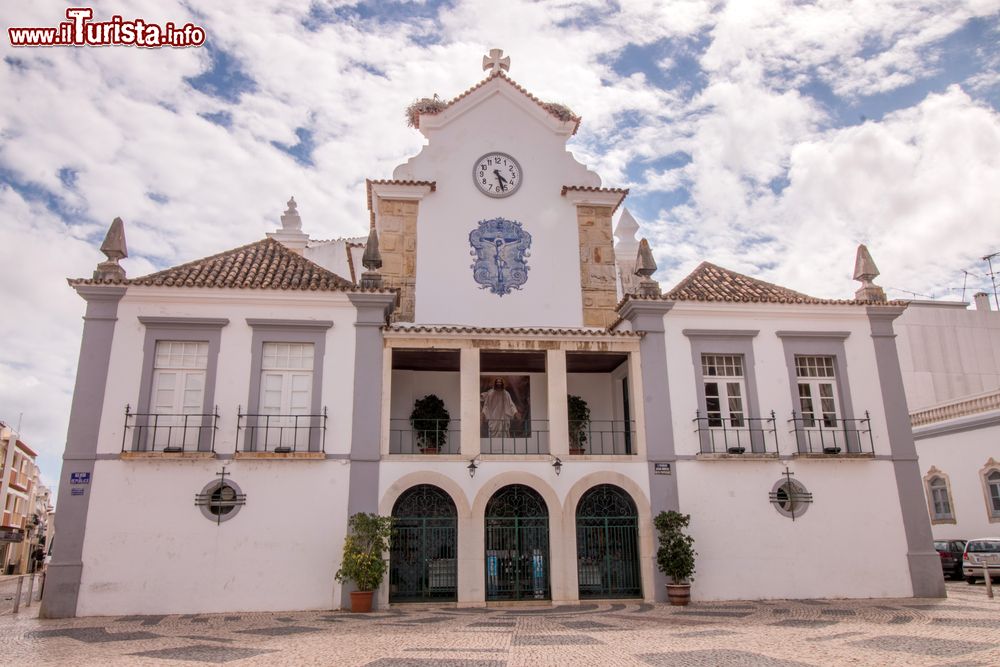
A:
[70, 472, 91, 484]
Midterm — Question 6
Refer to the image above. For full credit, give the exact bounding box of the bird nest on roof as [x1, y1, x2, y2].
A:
[405, 95, 446, 128]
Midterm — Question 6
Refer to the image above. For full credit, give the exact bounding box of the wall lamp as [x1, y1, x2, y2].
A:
[467, 456, 481, 478]
[550, 456, 563, 476]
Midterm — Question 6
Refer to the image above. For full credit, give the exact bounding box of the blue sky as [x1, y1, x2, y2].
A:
[1, 0, 1000, 494]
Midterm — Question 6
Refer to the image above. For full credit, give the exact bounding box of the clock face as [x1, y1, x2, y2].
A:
[473, 152, 523, 198]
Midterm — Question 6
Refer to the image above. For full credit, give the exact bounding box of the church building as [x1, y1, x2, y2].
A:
[42, 51, 944, 618]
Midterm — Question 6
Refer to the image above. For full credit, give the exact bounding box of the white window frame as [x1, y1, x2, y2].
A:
[795, 355, 840, 428]
[134, 317, 227, 452]
[245, 319, 332, 453]
[980, 459, 1000, 523]
[923, 467, 956, 525]
[258, 342, 315, 452]
[148, 341, 209, 451]
[701, 354, 747, 429]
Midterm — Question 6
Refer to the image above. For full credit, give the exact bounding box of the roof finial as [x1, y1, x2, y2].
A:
[360, 224, 383, 289]
[634, 238, 661, 297]
[267, 195, 309, 253]
[93, 217, 128, 281]
[853, 244, 886, 301]
[483, 48, 510, 75]
[614, 208, 641, 297]
[281, 196, 301, 231]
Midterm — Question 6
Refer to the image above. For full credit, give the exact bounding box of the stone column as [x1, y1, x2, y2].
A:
[868, 306, 946, 598]
[375, 199, 418, 322]
[619, 298, 677, 602]
[546, 349, 569, 457]
[41, 285, 126, 619]
[343, 292, 396, 609]
[575, 206, 618, 327]
[460, 348, 481, 458]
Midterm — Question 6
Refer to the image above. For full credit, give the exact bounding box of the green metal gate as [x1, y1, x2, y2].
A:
[576, 484, 641, 599]
[390, 485, 457, 602]
[485, 485, 550, 601]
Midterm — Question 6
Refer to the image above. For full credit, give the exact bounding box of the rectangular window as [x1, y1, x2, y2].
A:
[795, 355, 838, 428]
[149, 341, 208, 450]
[701, 354, 746, 428]
[931, 487, 952, 518]
[258, 342, 314, 450]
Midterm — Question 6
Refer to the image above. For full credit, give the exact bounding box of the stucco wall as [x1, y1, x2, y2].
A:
[76, 288, 360, 614]
[392, 87, 600, 329]
[895, 301, 1000, 410]
[915, 416, 1000, 540]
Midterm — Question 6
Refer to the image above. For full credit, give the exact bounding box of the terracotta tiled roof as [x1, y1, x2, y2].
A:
[616, 261, 907, 307]
[561, 185, 629, 213]
[385, 324, 641, 338]
[413, 71, 582, 135]
[366, 179, 436, 210]
[68, 237, 378, 292]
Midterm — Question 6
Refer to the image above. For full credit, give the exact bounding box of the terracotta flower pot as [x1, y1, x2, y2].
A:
[666, 583, 691, 606]
[350, 590, 374, 613]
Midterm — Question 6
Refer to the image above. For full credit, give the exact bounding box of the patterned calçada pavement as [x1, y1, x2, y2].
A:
[1, 582, 998, 666]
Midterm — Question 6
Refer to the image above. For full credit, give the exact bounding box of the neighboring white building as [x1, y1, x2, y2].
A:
[41, 53, 944, 618]
[895, 294, 1000, 543]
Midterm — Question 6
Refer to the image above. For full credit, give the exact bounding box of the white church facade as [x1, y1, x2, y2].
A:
[42, 53, 944, 618]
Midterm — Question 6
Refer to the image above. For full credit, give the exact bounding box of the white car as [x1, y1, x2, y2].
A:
[963, 537, 1000, 584]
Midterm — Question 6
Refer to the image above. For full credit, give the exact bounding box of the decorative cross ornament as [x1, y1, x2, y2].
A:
[483, 48, 510, 75]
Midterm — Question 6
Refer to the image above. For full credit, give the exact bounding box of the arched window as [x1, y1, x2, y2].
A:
[924, 468, 955, 524]
[981, 460, 1000, 522]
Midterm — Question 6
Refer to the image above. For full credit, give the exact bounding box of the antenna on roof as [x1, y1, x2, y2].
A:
[983, 251, 1000, 311]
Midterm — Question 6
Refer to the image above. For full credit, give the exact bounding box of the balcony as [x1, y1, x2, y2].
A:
[122, 404, 220, 453]
[481, 419, 550, 454]
[568, 420, 636, 455]
[693, 411, 778, 455]
[788, 411, 874, 455]
[385, 343, 640, 459]
[237, 408, 327, 454]
[389, 419, 461, 455]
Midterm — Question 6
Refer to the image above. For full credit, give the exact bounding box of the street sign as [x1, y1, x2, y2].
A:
[71, 488, 85, 496]
[654, 463, 672, 475]
[70, 472, 91, 484]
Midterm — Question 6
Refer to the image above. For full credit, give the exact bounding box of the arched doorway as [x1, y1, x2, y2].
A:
[389, 485, 457, 602]
[485, 484, 550, 601]
[576, 484, 641, 598]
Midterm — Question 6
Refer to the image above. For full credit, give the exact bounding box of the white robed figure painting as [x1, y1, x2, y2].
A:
[481, 377, 520, 437]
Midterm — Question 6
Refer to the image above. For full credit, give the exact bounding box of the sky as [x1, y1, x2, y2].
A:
[2, 0, 999, 498]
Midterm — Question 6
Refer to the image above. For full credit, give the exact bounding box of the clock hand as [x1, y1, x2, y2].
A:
[493, 169, 508, 191]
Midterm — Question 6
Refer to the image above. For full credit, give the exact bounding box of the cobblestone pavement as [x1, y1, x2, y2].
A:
[1, 582, 998, 666]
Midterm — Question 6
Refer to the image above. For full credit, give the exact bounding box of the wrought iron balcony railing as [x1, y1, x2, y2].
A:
[788, 410, 874, 454]
[693, 411, 778, 454]
[389, 419, 461, 454]
[481, 419, 549, 455]
[568, 420, 637, 455]
[122, 404, 219, 453]
[237, 407, 327, 453]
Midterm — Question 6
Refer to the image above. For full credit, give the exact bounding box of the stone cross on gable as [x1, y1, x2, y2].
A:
[482, 48, 510, 75]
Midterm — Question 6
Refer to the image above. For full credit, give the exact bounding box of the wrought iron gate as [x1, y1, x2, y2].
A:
[576, 485, 641, 598]
[390, 485, 457, 602]
[485, 485, 550, 601]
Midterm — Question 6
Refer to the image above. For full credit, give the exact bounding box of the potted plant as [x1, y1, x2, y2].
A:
[409, 394, 450, 454]
[568, 394, 590, 455]
[654, 510, 696, 606]
[335, 512, 394, 612]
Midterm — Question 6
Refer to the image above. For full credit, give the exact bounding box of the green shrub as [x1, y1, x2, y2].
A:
[654, 510, 696, 584]
[335, 513, 394, 592]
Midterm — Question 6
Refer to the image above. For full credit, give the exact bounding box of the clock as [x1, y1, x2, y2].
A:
[473, 152, 523, 198]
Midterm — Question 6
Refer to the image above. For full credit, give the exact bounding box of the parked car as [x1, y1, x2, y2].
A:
[934, 540, 967, 580]
[962, 538, 1000, 584]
